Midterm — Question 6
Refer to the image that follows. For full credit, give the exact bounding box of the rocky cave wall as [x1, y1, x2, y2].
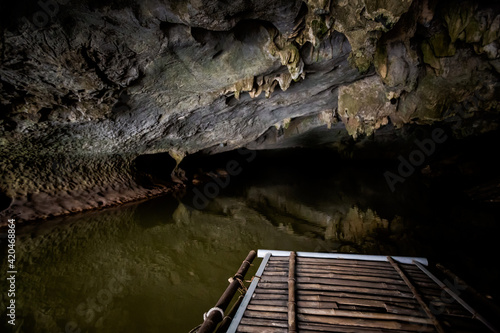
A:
[0, 0, 499, 222]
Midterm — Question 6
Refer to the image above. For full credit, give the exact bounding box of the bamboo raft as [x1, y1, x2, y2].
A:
[194, 250, 499, 333]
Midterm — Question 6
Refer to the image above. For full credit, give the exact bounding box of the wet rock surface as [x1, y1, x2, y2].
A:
[0, 0, 499, 222]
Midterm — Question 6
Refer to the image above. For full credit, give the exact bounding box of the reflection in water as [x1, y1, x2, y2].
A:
[0, 196, 335, 333]
[247, 186, 391, 252]
[1, 155, 499, 332]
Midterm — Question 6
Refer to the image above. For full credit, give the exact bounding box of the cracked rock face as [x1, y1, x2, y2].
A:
[0, 0, 499, 222]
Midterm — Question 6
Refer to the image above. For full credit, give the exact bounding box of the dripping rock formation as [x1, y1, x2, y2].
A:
[0, 0, 499, 222]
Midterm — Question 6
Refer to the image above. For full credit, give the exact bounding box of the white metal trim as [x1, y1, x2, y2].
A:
[257, 249, 428, 266]
[226, 252, 271, 333]
[414, 260, 499, 333]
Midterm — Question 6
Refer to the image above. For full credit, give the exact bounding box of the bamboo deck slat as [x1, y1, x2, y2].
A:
[223, 251, 498, 333]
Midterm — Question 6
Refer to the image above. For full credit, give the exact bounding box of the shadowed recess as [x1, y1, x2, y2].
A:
[0, 190, 12, 212]
[132, 153, 177, 187]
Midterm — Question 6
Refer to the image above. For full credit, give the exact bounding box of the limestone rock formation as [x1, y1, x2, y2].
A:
[0, 0, 499, 222]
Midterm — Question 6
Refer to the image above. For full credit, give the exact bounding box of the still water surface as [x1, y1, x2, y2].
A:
[2, 153, 499, 332]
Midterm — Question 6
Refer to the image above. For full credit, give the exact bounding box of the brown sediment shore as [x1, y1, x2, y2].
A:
[0, 183, 184, 227]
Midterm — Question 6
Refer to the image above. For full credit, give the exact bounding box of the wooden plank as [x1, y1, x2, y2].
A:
[298, 294, 385, 307]
[236, 324, 287, 333]
[298, 323, 388, 333]
[297, 271, 401, 283]
[288, 251, 297, 333]
[271, 256, 288, 262]
[404, 275, 436, 284]
[403, 269, 432, 277]
[412, 281, 443, 291]
[304, 301, 423, 318]
[383, 303, 428, 317]
[258, 282, 288, 289]
[244, 310, 287, 321]
[298, 301, 339, 310]
[296, 259, 395, 267]
[297, 290, 418, 304]
[387, 257, 445, 333]
[298, 313, 434, 331]
[265, 265, 289, 270]
[249, 300, 341, 309]
[296, 294, 421, 313]
[296, 266, 400, 279]
[298, 264, 396, 275]
[250, 299, 288, 307]
[296, 268, 400, 279]
[297, 257, 396, 271]
[247, 304, 287, 313]
[297, 257, 395, 269]
[260, 276, 288, 283]
[297, 262, 397, 274]
[261, 271, 288, 277]
[302, 308, 431, 325]
[239, 317, 287, 328]
[296, 271, 406, 285]
[297, 321, 436, 332]
[263, 267, 289, 272]
[252, 293, 288, 300]
[254, 288, 289, 295]
[266, 262, 289, 267]
[246, 305, 433, 325]
[297, 283, 415, 298]
[255, 292, 419, 308]
[295, 276, 410, 292]
[264, 274, 407, 288]
[399, 263, 427, 272]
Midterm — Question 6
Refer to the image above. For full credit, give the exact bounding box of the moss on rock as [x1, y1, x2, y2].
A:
[338, 76, 396, 138]
[429, 32, 457, 57]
